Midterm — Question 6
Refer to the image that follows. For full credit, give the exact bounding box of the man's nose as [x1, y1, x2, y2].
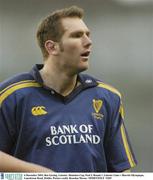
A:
[83, 35, 92, 47]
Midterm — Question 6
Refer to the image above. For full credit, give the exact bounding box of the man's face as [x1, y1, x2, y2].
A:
[57, 17, 92, 75]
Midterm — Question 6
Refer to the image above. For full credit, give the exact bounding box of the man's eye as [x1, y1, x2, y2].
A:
[72, 33, 82, 38]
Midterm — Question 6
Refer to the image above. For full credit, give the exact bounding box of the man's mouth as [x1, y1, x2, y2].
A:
[80, 51, 91, 58]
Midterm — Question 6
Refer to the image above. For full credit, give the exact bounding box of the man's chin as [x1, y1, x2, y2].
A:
[77, 64, 89, 73]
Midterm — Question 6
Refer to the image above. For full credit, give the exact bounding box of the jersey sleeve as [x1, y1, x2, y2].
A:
[0, 91, 17, 154]
[104, 95, 137, 172]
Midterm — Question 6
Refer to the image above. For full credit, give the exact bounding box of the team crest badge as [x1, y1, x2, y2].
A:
[93, 99, 103, 113]
[92, 99, 104, 120]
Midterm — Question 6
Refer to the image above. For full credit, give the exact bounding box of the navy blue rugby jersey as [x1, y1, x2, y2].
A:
[0, 64, 137, 172]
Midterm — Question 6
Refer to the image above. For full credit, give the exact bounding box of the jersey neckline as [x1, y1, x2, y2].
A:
[30, 64, 98, 103]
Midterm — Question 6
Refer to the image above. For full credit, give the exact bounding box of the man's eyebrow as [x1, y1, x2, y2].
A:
[70, 30, 90, 35]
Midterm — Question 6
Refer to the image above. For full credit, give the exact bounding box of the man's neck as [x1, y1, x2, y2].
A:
[40, 63, 78, 96]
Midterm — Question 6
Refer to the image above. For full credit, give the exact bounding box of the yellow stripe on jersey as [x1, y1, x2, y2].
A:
[120, 124, 136, 168]
[97, 81, 122, 98]
[0, 80, 36, 95]
[0, 82, 41, 105]
[119, 104, 125, 119]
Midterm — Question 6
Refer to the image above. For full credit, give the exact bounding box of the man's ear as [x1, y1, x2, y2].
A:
[44, 40, 59, 56]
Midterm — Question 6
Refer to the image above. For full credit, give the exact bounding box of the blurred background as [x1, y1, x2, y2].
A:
[0, 0, 152, 172]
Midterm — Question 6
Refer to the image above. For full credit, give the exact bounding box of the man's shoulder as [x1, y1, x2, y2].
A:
[96, 80, 122, 99]
[81, 74, 122, 99]
[0, 72, 34, 92]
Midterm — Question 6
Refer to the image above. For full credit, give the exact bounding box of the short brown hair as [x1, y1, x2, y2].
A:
[36, 6, 84, 59]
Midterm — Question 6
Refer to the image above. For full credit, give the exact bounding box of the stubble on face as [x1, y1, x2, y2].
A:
[55, 18, 91, 75]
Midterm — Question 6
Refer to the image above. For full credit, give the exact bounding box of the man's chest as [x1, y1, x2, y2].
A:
[16, 92, 110, 147]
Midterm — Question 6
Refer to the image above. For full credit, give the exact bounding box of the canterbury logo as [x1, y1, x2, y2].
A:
[93, 99, 103, 113]
[31, 106, 47, 116]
